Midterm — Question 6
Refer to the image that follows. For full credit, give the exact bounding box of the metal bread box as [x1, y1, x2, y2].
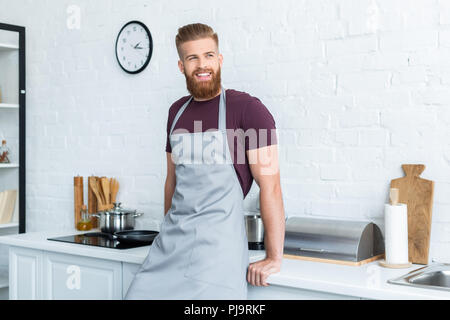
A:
[284, 217, 385, 265]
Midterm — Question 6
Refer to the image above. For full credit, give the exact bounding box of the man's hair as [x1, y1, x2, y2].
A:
[175, 23, 219, 60]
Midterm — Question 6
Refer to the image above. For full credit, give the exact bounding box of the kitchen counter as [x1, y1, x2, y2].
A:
[0, 228, 266, 264]
[0, 229, 448, 300]
[262, 257, 450, 300]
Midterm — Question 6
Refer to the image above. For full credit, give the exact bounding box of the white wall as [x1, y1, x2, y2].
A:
[0, 0, 449, 263]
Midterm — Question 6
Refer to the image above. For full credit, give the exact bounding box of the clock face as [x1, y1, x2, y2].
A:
[115, 21, 153, 74]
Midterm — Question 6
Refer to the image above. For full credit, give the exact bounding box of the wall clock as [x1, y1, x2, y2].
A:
[115, 21, 153, 74]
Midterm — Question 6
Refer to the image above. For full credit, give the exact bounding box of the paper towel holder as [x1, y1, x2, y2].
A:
[379, 188, 413, 269]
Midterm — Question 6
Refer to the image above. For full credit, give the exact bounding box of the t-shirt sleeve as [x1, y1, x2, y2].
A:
[242, 97, 278, 151]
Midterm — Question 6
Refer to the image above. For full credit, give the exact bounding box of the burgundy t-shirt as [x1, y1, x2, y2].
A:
[165, 89, 277, 198]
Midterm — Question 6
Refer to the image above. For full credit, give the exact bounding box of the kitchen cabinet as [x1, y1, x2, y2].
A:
[42, 251, 122, 300]
[123, 262, 140, 298]
[0, 22, 26, 297]
[0, 22, 26, 233]
[9, 246, 122, 300]
[9, 247, 42, 299]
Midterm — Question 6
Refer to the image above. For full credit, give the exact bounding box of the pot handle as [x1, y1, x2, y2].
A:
[90, 213, 101, 218]
[133, 212, 144, 218]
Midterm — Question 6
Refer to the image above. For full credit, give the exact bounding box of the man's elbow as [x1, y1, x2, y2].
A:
[259, 179, 282, 196]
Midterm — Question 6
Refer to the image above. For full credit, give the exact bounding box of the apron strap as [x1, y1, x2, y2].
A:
[169, 96, 193, 135]
[218, 85, 226, 131]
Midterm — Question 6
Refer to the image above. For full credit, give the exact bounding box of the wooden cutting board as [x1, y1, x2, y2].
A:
[390, 164, 434, 265]
[283, 253, 384, 266]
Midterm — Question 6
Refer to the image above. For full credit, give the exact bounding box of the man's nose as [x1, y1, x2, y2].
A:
[197, 56, 208, 70]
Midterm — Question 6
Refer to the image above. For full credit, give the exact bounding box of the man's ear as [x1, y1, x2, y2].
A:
[218, 53, 223, 68]
[178, 60, 184, 74]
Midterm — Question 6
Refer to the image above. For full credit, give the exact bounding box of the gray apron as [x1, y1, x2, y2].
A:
[125, 86, 249, 300]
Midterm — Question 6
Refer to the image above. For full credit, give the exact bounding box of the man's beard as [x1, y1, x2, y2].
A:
[185, 67, 222, 100]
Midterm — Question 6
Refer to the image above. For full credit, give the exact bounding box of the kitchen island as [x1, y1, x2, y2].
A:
[0, 229, 448, 300]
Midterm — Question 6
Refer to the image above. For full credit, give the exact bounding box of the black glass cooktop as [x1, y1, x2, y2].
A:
[47, 232, 152, 250]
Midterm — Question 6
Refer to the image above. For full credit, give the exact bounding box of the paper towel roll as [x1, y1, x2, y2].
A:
[384, 203, 409, 264]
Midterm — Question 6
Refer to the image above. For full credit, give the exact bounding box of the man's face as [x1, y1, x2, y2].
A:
[178, 38, 223, 100]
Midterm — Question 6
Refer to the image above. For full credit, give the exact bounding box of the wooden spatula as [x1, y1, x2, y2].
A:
[101, 177, 111, 209]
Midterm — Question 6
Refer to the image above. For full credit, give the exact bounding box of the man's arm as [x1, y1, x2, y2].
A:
[246, 144, 285, 287]
[164, 152, 176, 215]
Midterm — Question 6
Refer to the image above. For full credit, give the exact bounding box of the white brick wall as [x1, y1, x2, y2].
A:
[0, 0, 449, 264]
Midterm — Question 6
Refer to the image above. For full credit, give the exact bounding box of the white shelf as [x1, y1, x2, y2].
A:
[0, 103, 18, 109]
[0, 43, 18, 51]
[0, 163, 19, 169]
[0, 164, 19, 168]
[0, 223, 18, 229]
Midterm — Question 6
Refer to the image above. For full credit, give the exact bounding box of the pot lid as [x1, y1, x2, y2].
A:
[103, 202, 136, 215]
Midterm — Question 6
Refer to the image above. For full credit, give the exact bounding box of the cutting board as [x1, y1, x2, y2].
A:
[283, 253, 384, 267]
[390, 164, 434, 265]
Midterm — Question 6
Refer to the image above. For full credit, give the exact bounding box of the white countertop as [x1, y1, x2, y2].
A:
[0, 229, 448, 300]
[265, 257, 450, 300]
[0, 228, 266, 264]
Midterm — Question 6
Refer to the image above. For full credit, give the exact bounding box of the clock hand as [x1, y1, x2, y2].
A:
[130, 43, 146, 50]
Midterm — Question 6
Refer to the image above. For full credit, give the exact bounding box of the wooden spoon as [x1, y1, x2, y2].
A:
[89, 178, 105, 211]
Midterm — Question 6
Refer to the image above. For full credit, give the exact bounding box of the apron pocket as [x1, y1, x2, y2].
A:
[184, 225, 243, 290]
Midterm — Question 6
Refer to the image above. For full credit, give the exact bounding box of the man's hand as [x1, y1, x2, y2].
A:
[247, 257, 282, 287]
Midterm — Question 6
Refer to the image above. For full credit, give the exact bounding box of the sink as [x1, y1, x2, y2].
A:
[388, 263, 450, 292]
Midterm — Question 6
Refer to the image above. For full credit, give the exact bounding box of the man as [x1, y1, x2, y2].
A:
[125, 23, 285, 300]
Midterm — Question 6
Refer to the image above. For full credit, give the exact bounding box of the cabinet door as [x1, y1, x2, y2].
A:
[43, 252, 122, 300]
[122, 262, 141, 299]
[9, 246, 42, 300]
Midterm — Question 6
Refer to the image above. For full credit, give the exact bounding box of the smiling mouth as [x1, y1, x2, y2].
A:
[195, 72, 212, 81]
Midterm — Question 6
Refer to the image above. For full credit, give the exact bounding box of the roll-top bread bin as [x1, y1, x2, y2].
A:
[283, 217, 385, 266]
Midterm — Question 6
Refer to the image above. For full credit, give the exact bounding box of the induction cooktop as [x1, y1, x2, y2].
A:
[47, 232, 152, 250]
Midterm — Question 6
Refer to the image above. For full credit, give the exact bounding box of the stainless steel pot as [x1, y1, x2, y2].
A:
[91, 202, 144, 234]
[245, 214, 264, 250]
